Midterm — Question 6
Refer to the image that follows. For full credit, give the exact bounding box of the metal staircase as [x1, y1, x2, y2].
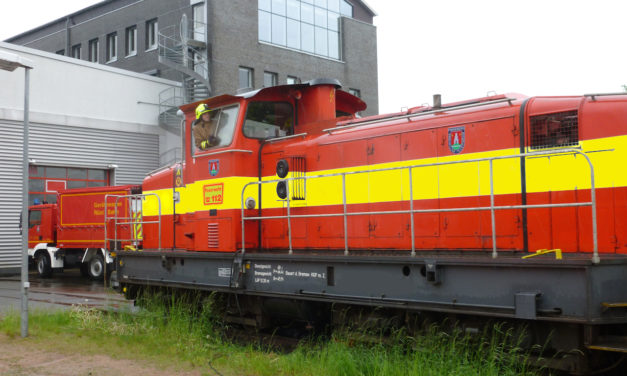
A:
[157, 15, 211, 135]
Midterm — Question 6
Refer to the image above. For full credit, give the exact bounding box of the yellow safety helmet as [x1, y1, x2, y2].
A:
[195, 103, 212, 119]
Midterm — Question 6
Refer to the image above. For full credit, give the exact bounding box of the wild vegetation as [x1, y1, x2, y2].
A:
[0, 292, 542, 376]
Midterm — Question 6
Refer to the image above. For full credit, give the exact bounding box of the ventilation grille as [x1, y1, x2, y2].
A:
[208, 223, 219, 248]
[530, 110, 579, 150]
[290, 156, 306, 200]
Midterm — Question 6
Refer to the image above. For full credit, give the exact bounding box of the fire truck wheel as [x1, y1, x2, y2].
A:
[36, 253, 52, 278]
[87, 254, 105, 280]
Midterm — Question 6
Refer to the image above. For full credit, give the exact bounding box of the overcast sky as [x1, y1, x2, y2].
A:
[2, 0, 626, 114]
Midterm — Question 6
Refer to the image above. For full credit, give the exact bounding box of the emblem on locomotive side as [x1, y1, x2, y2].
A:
[448, 126, 465, 154]
[209, 159, 219, 176]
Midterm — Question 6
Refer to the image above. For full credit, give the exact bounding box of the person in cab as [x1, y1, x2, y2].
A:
[193, 103, 219, 150]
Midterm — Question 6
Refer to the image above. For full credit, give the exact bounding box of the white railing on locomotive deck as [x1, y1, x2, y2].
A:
[104, 193, 162, 251]
[240, 149, 600, 264]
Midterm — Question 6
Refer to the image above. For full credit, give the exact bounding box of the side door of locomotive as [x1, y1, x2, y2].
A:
[186, 104, 242, 252]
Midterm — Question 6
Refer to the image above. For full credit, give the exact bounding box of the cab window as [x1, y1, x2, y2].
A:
[243, 101, 294, 139]
[191, 105, 239, 155]
[29, 210, 41, 229]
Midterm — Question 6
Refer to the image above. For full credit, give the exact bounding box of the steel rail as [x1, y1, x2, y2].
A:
[323, 97, 515, 134]
[240, 148, 599, 263]
[105, 193, 162, 251]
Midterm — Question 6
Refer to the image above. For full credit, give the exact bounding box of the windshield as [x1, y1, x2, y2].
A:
[243, 101, 294, 139]
[191, 105, 239, 155]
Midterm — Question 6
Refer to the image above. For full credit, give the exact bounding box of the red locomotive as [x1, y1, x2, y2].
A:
[109, 79, 627, 373]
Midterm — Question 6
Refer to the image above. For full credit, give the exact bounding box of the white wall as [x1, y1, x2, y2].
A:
[0, 42, 180, 136]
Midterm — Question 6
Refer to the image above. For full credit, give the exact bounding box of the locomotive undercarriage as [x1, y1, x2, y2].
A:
[115, 248, 627, 374]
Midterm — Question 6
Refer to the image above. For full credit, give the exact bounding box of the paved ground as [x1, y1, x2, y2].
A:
[0, 268, 132, 315]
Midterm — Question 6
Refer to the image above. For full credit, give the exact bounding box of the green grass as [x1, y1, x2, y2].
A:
[0, 293, 541, 376]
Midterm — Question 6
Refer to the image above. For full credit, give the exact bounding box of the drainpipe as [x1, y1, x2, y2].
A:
[65, 17, 72, 55]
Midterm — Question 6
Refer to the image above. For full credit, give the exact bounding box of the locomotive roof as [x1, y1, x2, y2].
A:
[180, 78, 367, 115]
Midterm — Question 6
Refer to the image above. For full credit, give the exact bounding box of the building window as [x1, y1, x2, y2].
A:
[88, 39, 99, 62]
[259, 0, 349, 60]
[192, 3, 206, 42]
[239, 67, 253, 90]
[287, 75, 299, 84]
[146, 18, 158, 50]
[339, 0, 352, 17]
[71, 44, 81, 59]
[263, 71, 278, 87]
[348, 88, 361, 98]
[106, 32, 117, 62]
[530, 111, 579, 150]
[56, 49, 65, 55]
[125, 26, 137, 56]
[28, 166, 110, 206]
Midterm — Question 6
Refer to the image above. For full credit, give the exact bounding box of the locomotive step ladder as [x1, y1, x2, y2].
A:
[104, 193, 162, 252]
[587, 336, 627, 353]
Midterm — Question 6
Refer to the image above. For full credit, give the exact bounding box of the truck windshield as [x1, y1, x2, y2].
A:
[243, 101, 294, 139]
[29, 210, 41, 228]
[191, 104, 239, 155]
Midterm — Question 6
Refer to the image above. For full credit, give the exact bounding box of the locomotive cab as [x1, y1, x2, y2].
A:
[141, 79, 366, 252]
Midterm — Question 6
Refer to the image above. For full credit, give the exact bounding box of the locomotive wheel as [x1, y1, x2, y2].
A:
[36, 253, 52, 278]
[87, 254, 105, 280]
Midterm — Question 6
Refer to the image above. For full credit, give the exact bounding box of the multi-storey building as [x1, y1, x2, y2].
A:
[6, 0, 378, 115]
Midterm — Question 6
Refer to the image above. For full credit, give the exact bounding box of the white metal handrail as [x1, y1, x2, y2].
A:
[240, 149, 599, 263]
[104, 193, 162, 251]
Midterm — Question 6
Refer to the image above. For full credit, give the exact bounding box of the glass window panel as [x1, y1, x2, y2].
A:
[315, 26, 328, 56]
[264, 71, 277, 87]
[301, 3, 314, 24]
[302, 0, 313, 3]
[88, 181, 105, 187]
[259, 11, 272, 42]
[287, 76, 298, 84]
[29, 179, 44, 192]
[271, 14, 286, 46]
[314, 7, 327, 27]
[46, 167, 66, 178]
[286, 0, 300, 20]
[301, 23, 314, 53]
[214, 106, 239, 147]
[340, 0, 352, 17]
[272, 0, 286, 16]
[30, 165, 43, 177]
[259, 0, 271, 11]
[286, 19, 300, 49]
[328, 11, 339, 31]
[315, 0, 327, 8]
[68, 168, 87, 179]
[88, 169, 106, 181]
[67, 180, 87, 189]
[45, 194, 57, 204]
[239, 67, 252, 89]
[328, 30, 339, 59]
[328, 0, 340, 12]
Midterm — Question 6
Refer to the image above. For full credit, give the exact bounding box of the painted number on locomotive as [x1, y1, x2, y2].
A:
[203, 183, 224, 205]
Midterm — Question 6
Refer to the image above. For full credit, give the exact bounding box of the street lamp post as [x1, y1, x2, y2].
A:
[0, 50, 34, 338]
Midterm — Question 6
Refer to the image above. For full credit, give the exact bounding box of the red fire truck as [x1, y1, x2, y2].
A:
[28, 185, 139, 279]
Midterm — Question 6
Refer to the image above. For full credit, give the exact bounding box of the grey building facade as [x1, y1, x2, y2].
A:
[6, 0, 379, 116]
